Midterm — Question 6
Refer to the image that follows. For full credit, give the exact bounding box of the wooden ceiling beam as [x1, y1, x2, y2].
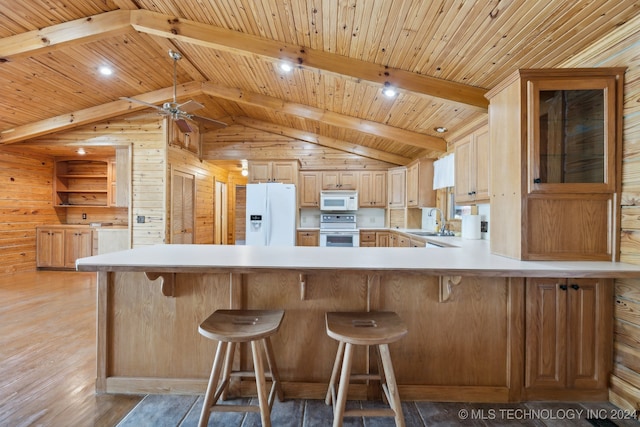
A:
[201, 82, 446, 153]
[230, 116, 411, 165]
[0, 83, 201, 145]
[0, 10, 132, 61]
[131, 10, 488, 110]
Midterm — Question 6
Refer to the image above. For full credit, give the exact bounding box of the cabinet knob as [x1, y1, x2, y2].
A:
[559, 284, 568, 291]
[533, 178, 542, 184]
[570, 284, 580, 290]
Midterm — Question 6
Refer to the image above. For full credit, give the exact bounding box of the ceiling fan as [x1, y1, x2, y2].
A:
[121, 50, 227, 133]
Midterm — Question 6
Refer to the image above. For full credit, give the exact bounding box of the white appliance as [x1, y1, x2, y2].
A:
[320, 191, 358, 211]
[320, 213, 359, 247]
[246, 183, 296, 246]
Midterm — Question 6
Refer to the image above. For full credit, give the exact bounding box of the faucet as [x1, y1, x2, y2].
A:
[428, 208, 448, 235]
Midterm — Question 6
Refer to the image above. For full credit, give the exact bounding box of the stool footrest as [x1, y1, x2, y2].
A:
[344, 408, 396, 417]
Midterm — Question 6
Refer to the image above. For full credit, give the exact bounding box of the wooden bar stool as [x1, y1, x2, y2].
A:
[197, 309, 285, 427]
[325, 311, 408, 427]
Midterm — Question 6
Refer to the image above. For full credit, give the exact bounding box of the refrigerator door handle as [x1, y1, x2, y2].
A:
[264, 187, 271, 245]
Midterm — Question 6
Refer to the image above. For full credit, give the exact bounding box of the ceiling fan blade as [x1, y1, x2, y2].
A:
[189, 114, 228, 128]
[174, 118, 194, 133]
[120, 96, 164, 111]
[177, 100, 204, 113]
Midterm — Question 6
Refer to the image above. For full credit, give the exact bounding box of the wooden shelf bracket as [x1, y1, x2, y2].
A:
[144, 272, 176, 297]
[439, 275, 462, 302]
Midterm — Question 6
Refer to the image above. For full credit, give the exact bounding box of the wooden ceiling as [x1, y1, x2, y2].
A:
[0, 0, 638, 166]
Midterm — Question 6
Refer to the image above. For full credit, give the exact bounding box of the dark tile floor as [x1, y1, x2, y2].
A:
[116, 395, 640, 426]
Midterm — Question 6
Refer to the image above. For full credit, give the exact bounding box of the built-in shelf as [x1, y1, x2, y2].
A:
[54, 159, 110, 208]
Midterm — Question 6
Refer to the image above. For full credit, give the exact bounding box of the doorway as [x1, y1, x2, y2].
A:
[171, 169, 194, 244]
[214, 181, 227, 244]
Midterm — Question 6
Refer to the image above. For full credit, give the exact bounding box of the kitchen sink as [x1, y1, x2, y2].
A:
[408, 231, 454, 237]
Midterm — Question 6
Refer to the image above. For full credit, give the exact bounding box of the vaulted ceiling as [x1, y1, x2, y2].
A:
[0, 0, 638, 167]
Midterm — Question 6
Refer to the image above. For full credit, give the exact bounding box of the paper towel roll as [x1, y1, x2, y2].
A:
[461, 215, 481, 239]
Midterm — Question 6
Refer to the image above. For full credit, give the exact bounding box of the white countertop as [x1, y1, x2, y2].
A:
[76, 240, 640, 278]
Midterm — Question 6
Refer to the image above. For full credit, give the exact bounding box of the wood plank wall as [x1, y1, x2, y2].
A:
[558, 15, 640, 411]
[0, 151, 62, 274]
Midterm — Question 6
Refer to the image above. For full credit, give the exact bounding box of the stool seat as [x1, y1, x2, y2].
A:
[325, 311, 407, 427]
[326, 311, 408, 345]
[199, 309, 285, 342]
[198, 309, 285, 427]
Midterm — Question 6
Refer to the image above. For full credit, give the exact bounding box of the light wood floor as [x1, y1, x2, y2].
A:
[0, 271, 142, 427]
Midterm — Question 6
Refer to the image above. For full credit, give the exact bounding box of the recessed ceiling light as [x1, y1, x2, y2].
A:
[279, 62, 293, 73]
[434, 127, 448, 133]
[98, 66, 113, 76]
[77, 148, 86, 155]
[382, 82, 397, 97]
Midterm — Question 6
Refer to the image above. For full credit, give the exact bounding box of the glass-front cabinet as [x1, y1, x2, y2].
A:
[528, 75, 617, 194]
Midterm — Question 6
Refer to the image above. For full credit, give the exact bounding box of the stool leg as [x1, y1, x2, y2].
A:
[378, 344, 405, 427]
[263, 337, 284, 403]
[251, 339, 271, 427]
[198, 340, 229, 427]
[332, 342, 353, 427]
[220, 342, 237, 401]
[325, 340, 345, 405]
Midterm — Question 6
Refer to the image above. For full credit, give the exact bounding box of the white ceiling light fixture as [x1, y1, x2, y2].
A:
[434, 126, 448, 133]
[98, 66, 113, 76]
[77, 148, 86, 155]
[279, 61, 293, 73]
[241, 159, 249, 176]
[382, 82, 397, 97]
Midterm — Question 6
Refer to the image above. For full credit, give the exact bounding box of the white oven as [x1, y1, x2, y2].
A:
[319, 213, 359, 247]
[320, 191, 358, 212]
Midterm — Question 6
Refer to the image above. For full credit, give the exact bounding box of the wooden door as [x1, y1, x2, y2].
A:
[37, 228, 65, 268]
[64, 229, 93, 268]
[299, 172, 321, 207]
[214, 180, 227, 244]
[474, 126, 490, 201]
[454, 137, 473, 204]
[371, 171, 387, 207]
[525, 278, 567, 390]
[566, 278, 612, 390]
[171, 170, 194, 244]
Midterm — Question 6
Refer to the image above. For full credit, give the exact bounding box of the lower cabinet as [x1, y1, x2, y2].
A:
[36, 228, 65, 268]
[524, 278, 613, 399]
[64, 229, 93, 269]
[360, 230, 390, 247]
[297, 230, 319, 246]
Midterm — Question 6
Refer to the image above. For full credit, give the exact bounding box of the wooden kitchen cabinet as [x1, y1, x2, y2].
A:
[406, 158, 436, 208]
[487, 68, 624, 261]
[298, 171, 322, 207]
[297, 230, 319, 246]
[387, 167, 406, 208]
[168, 118, 200, 155]
[454, 124, 489, 204]
[359, 170, 387, 207]
[36, 228, 65, 268]
[524, 278, 612, 400]
[64, 229, 93, 269]
[321, 171, 358, 190]
[54, 158, 110, 207]
[37, 226, 94, 269]
[248, 160, 298, 184]
[359, 230, 376, 247]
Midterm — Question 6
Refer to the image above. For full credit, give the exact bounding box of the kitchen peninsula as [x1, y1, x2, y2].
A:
[77, 240, 640, 403]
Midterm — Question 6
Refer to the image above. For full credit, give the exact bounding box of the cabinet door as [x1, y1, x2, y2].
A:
[272, 162, 296, 184]
[321, 172, 339, 190]
[454, 137, 473, 204]
[525, 278, 567, 390]
[248, 161, 272, 183]
[359, 171, 386, 207]
[371, 171, 387, 207]
[37, 228, 65, 268]
[528, 77, 616, 194]
[64, 229, 93, 268]
[474, 126, 490, 201]
[566, 278, 612, 390]
[406, 163, 419, 207]
[297, 231, 319, 246]
[338, 172, 358, 190]
[299, 172, 321, 207]
[387, 168, 406, 207]
[376, 232, 389, 247]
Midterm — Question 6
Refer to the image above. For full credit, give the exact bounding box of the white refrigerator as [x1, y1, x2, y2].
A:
[246, 183, 297, 246]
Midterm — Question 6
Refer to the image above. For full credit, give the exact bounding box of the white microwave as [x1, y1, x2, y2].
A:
[320, 191, 358, 211]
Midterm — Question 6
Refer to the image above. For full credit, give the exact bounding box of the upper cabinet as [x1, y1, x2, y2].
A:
[406, 158, 436, 208]
[359, 171, 387, 207]
[486, 68, 624, 261]
[168, 119, 200, 156]
[248, 161, 298, 184]
[387, 167, 406, 208]
[321, 171, 358, 190]
[454, 125, 490, 204]
[298, 171, 322, 207]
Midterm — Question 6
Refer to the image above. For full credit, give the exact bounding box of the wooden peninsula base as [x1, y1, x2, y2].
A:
[76, 244, 639, 402]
